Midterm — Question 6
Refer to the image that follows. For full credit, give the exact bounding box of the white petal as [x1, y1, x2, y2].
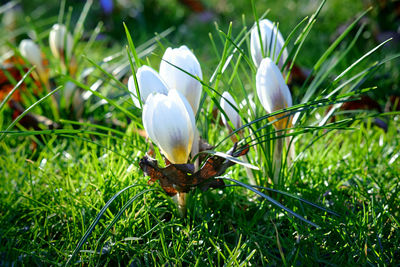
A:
[256, 57, 292, 114]
[220, 91, 241, 129]
[136, 65, 169, 102]
[49, 24, 73, 59]
[159, 45, 203, 113]
[127, 76, 140, 107]
[142, 93, 164, 144]
[250, 19, 288, 68]
[170, 89, 196, 134]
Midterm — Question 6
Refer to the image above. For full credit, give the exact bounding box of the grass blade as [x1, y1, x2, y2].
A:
[65, 184, 149, 266]
[220, 177, 319, 228]
[0, 67, 35, 113]
[95, 188, 156, 249]
[0, 86, 62, 141]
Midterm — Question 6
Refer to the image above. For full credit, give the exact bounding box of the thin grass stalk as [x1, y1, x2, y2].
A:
[43, 78, 60, 121]
[273, 131, 284, 186]
[286, 134, 295, 167]
[192, 128, 200, 172]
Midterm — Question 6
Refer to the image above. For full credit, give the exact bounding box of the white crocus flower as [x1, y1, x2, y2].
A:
[220, 91, 241, 130]
[19, 39, 42, 70]
[221, 92, 256, 184]
[159, 45, 203, 114]
[128, 65, 169, 107]
[18, 39, 48, 83]
[250, 19, 288, 69]
[49, 24, 73, 61]
[64, 81, 84, 117]
[256, 57, 292, 130]
[142, 89, 195, 164]
[64, 81, 76, 108]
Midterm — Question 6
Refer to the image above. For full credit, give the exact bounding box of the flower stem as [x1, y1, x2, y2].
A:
[176, 192, 187, 218]
[241, 155, 256, 185]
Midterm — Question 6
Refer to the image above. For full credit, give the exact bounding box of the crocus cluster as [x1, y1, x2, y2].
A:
[18, 23, 75, 77]
[128, 45, 203, 165]
[216, 18, 292, 186]
[220, 18, 292, 132]
[251, 19, 292, 130]
[17, 23, 82, 116]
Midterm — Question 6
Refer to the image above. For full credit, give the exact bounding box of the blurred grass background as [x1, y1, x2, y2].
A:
[7, 0, 399, 103]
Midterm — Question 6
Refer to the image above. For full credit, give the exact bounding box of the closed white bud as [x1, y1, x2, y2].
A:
[19, 39, 43, 70]
[142, 90, 196, 164]
[256, 57, 292, 130]
[49, 24, 73, 60]
[127, 65, 169, 108]
[220, 91, 241, 129]
[159, 45, 203, 114]
[250, 19, 288, 69]
[19, 39, 48, 83]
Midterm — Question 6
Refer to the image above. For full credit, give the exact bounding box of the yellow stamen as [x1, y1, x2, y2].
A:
[165, 144, 189, 164]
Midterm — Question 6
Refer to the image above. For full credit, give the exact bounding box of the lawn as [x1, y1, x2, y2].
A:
[1, 0, 399, 265]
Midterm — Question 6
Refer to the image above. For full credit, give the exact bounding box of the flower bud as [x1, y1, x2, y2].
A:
[159, 45, 203, 114]
[19, 39, 48, 84]
[49, 24, 73, 61]
[220, 91, 241, 129]
[250, 19, 288, 69]
[256, 57, 292, 130]
[142, 90, 195, 164]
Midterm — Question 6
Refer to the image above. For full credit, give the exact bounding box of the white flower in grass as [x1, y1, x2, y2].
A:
[240, 94, 257, 120]
[256, 57, 292, 130]
[220, 91, 241, 129]
[19, 39, 42, 70]
[128, 65, 169, 107]
[142, 89, 196, 164]
[159, 45, 203, 114]
[64, 81, 76, 108]
[250, 19, 288, 69]
[18, 39, 47, 83]
[49, 24, 73, 60]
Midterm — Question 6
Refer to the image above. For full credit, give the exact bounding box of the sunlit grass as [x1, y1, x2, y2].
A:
[1, 118, 399, 265]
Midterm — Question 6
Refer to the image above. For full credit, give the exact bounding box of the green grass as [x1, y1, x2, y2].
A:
[1, 119, 399, 265]
[1, 0, 400, 265]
